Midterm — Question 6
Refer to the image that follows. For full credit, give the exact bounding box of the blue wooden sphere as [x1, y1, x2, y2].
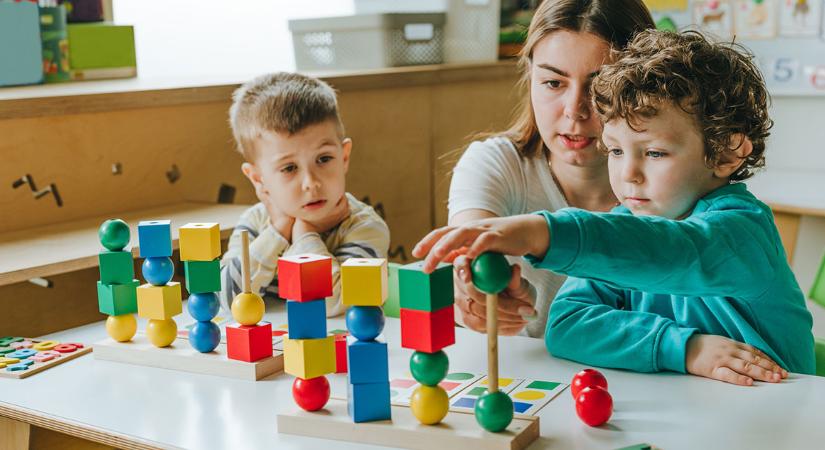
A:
[142, 256, 174, 286]
[187, 292, 220, 321]
[189, 321, 221, 353]
[345, 306, 385, 341]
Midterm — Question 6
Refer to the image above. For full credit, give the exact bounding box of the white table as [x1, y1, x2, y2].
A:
[2, 302, 824, 450]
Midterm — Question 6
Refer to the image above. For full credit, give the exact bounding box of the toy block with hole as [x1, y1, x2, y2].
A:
[278, 254, 333, 301]
[400, 306, 455, 353]
[283, 335, 335, 379]
[137, 220, 172, 258]
[98, 250, 135, 285]
[286, 299, 327, 339]
[226, 322, 273, 362]
[347, 338, 388, 385]
[183, 259, 221, 294]
[399, 261, 454, 312]
[348, 381, 392, 422]
[137, 282, 182, 320]
[97, 279, 139, 315]
[179, 222, 221, 261]
[341, 258, 388, 306]
[335, 332, 348, 373]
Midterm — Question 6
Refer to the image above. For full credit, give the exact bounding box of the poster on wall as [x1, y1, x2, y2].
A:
[734, 0, 778, 39]
[693, 0, 735, 39]
[779, 0, 823, 37]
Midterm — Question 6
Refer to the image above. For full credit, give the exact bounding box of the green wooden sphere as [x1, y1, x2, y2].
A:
[470, 252, 511, 294]
[474, 390, 514, 432]
[98, 219, 130, 251]
[410, 350, 449, 386]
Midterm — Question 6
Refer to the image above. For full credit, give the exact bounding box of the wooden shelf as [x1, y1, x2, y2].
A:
[0, 60, 518, 119]
[0, 202, 250, 287]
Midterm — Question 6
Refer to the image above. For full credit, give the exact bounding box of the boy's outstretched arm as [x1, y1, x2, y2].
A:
[546, 277, 698, 373]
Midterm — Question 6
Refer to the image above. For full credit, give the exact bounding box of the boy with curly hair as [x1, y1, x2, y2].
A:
[412, 30, 815, 384]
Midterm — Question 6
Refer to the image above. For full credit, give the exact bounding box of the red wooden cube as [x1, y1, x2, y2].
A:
[227, 322, 273, 362]
[400, 306, 455, 353]
[335, 332, 348, 373]
[278, 254, 333, 302]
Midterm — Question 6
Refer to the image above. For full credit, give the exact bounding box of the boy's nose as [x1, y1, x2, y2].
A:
[622, 161, 644, 184]
[302, 172, 321, 191]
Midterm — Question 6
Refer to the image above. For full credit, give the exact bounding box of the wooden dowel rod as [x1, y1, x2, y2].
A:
[241, 230, 251, 294]
[487, 292, 498, 393]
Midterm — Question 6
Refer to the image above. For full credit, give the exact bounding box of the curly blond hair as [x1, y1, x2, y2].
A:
[592, 30, 772, 181]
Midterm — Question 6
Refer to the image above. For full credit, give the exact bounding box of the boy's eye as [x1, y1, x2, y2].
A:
[543, 79, 562, 89]
[646, 150, 666, 158]
[281, 164, 297, 173]
[318, 155, 333, 164]
[608, 148, 623, 156]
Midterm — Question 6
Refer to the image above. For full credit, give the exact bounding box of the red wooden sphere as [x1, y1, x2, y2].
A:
[575, 386, 613, 427]
[571, 368, 608, 398]
[292, 376, 330, 411]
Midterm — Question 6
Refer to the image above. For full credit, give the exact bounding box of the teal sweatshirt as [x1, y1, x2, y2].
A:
[529, 183, 815, 374]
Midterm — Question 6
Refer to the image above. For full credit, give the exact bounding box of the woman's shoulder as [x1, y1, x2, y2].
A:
[458, 135, 525, 171]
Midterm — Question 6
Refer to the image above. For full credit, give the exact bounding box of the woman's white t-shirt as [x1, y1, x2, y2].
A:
[448, 136, 569, 338]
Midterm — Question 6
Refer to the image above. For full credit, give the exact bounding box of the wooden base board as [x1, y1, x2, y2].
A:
[0, 340, 92, 379]
[277, 398, 540, 450]
[93, 334, 282, 381]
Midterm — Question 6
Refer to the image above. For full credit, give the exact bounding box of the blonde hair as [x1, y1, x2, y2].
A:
[229, 72, 344, 160]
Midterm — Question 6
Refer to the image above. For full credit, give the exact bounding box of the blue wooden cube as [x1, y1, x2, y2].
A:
[137, 220, 172, 258]
[348, 381, 391, 423]
[347, 338, 388, 385]
[286, 299, 327, 339]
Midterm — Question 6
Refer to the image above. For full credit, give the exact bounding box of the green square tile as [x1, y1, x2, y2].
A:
[526, 380, 560, 390]
[97, 280, 138, 315]
[98, 250, 134, 284]
[398, 261, 454, 312]
[468, 386, 487, 396]
[184, 259, 221, 294]
[385, 262, 401, 318]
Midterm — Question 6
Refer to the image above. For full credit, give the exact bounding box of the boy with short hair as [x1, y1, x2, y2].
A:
[412, 30, 814, 384]
[221, 72, 390, 316]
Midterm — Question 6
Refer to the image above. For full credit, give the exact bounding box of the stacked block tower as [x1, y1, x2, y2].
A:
[226, 230, 273, 363]
[136, 220, 182, 348]
[280, 254, 335, 411]
[97, 219, 139, 343]
[179, 223, 222, 353]
[341, 258, 391, 422]
[398, 261, 455, 425]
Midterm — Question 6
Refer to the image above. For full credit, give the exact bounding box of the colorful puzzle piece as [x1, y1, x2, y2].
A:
[0, 338, 91, 379]
[390, 371, 483, 406]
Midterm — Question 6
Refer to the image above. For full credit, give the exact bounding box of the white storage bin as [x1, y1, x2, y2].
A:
[289, 13, 446, 71]
[354, 0, 500, 64]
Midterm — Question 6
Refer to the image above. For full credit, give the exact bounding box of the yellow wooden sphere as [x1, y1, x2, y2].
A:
[146, 318, 177, 347]
[410, 385, 449, 425]
[231, 292, 265, 325]
[106, 314, 137, 342]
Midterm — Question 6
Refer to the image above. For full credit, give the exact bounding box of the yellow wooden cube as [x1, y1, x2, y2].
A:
[179, 223, 221, 262]
[341, 258, 388, 306]
[283, 335, 335, 379]
[137, 282, 182, 320]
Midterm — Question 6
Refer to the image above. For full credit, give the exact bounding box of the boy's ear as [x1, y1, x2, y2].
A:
[713, 133, 753, 179]
[341, 138, 352, 173]
[241, 162, 267, 194]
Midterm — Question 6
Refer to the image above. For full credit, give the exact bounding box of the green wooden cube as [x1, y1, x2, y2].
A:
[98, 250, 134, 285]
[398, 261, 454, 312]
[385, 262, 401, 318]
[184, 259, 221, 294]
[97, 280, 139, 315]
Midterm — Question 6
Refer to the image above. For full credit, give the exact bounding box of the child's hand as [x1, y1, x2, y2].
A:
[254, 183, 294, 242]
[292, 218, 318, 240]
[453, 257, 536, 335]
[412, 214, 549, 274]
[685, 334, 788, 386]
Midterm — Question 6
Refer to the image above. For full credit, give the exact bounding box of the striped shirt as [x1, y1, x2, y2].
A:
[219, 193, 390, 317]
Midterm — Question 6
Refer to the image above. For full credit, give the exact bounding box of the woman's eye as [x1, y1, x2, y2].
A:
[543, 79, 562, 89]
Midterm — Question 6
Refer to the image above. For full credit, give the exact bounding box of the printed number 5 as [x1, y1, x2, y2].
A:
[773, 58, 798, 83]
